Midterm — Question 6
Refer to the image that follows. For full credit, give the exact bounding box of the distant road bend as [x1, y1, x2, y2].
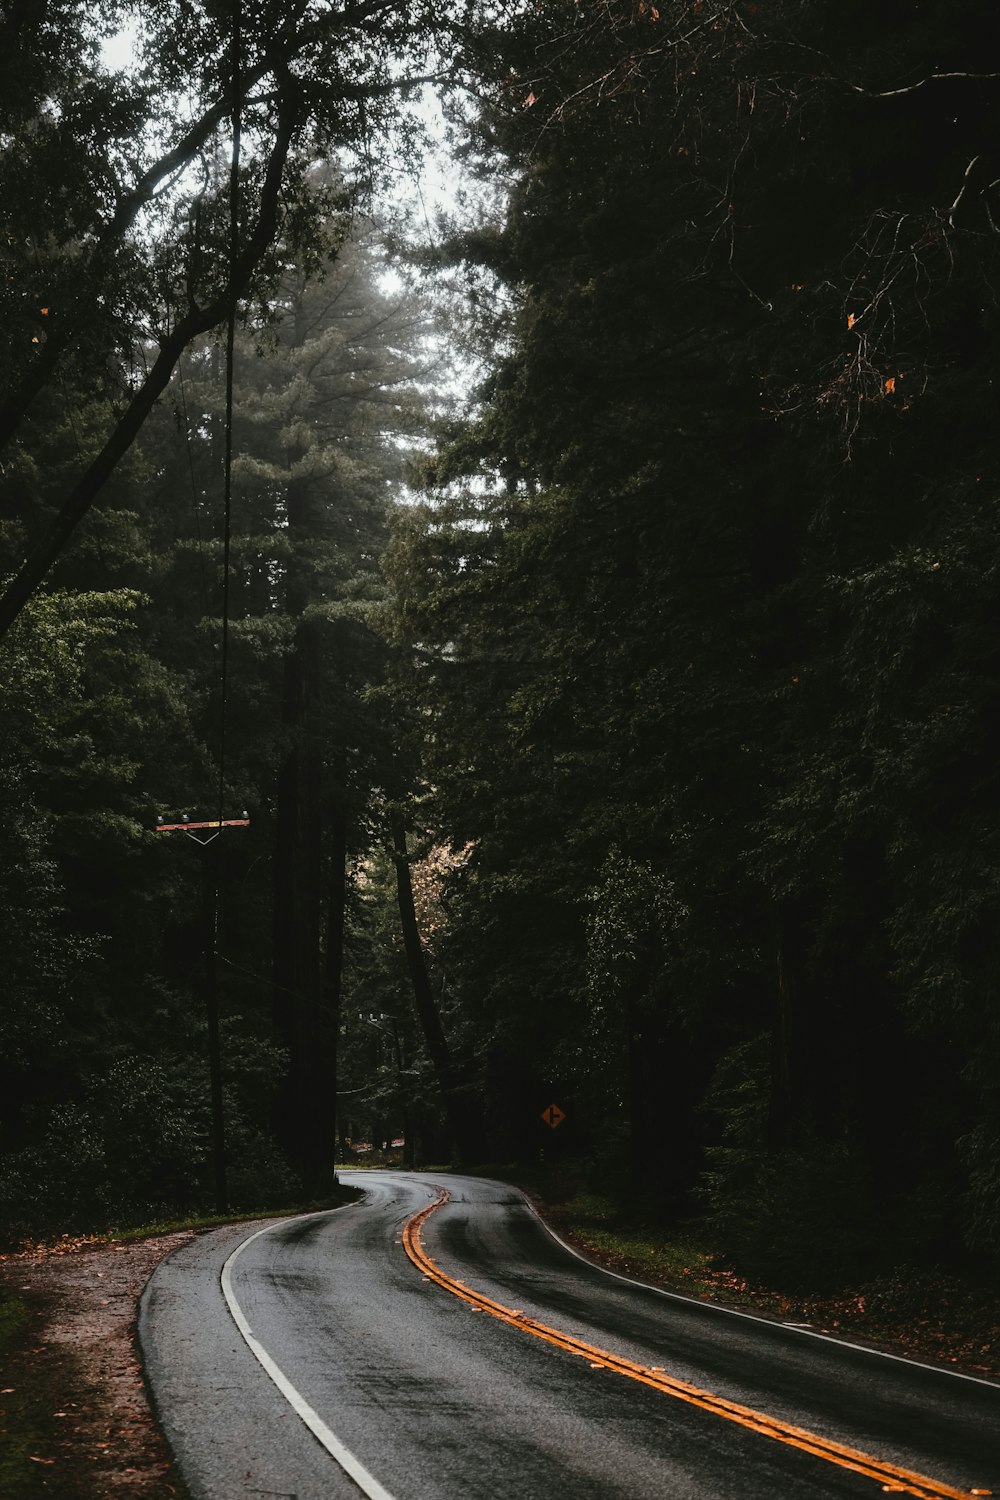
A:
[139, 1171, 1000, 1500]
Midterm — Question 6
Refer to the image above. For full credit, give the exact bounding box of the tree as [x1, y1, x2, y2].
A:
[0, 200, 440, 1227]
[0, 0, 517, 636]
[390, 0, 1000, 1271]
[135, 219, 435, 1187]
[389, 807, 487, 1163]
[0, 587, 214, 1237]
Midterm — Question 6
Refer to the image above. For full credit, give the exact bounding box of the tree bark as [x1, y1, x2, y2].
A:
[389, 808, 485, 1164]
[201, 843, 229, 1212]
[768, 895, 812, 1151]
[272, 616, 337, 1190]
[324, 755, 349, 1176]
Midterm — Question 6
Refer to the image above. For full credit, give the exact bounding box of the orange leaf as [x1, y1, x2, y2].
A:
[847, 313, 856, 329]
[884, 376, 896, 394]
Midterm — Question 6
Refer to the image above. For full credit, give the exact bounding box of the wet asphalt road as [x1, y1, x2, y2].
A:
[139, 1171, 1000, 1500]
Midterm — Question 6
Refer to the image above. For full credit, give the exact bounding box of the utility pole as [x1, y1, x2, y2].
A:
[155, 813, 249, 1212]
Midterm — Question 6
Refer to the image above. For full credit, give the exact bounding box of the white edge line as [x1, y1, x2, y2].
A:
[515, 1192, 1000, 1394]
[338, 1170, 1000, 1395]
[221, 1209, 398, 1500]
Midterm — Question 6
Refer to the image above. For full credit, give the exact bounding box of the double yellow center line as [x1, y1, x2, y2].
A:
[402, 1188, 988, 1500]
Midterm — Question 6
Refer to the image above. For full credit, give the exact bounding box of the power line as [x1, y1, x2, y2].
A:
[201, 0, 242, 1215]
[216, 0, 242, 834]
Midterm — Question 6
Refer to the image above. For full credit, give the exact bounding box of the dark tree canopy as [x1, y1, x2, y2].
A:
[3, 0, 1000, 1293]
[385, 0, 1000, 1276]
[0, 0, 512, 633]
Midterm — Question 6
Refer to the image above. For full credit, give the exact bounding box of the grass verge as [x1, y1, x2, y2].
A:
[5, 1183, 362, 1254]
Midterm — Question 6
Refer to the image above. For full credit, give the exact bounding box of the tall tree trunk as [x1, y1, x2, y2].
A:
[389, 808, 485, 1165]
[624, 985, 648, 1183]
[324, 753, 349, 1176]
[272, 609, 334, 1186]
[768, 896, 812, 1151]
[201, 842, 228, 1212]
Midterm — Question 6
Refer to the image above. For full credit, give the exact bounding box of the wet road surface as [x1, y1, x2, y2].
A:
[139, 1171, 1000, 1499]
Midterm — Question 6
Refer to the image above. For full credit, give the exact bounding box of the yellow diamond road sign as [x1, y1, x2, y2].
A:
[541, 1103, 566, 1130]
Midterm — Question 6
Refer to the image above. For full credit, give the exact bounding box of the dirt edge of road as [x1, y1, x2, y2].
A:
[1, 1228, 203, 1498]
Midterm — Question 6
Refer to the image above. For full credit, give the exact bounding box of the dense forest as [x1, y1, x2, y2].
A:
[2, 0, 999, 1290]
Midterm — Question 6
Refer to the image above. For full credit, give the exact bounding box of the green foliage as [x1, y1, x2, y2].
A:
[0, 1011, 301, 1244]
[4, 0, 1000, 1280]
[384, 0, 1000, 1272]
[697, 1037, 885, 1289]
[586, 852, 690, 1022]
[1, 196, 439, 1229]
[699, 1142, 882, 1293]
[958, 1123, 1000, 1257]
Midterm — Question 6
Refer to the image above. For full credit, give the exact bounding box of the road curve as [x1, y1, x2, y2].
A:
[139, 1171, 1000, 1500]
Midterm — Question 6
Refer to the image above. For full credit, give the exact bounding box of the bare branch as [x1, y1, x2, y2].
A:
[846, 70, 1000, 99]
[0, 82, 299, 641]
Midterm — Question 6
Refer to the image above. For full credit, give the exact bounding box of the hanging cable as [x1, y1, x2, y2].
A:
[200, 0, 243, 1216]
[176, 359, 212, 619]
[216, 0, 242, 830]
